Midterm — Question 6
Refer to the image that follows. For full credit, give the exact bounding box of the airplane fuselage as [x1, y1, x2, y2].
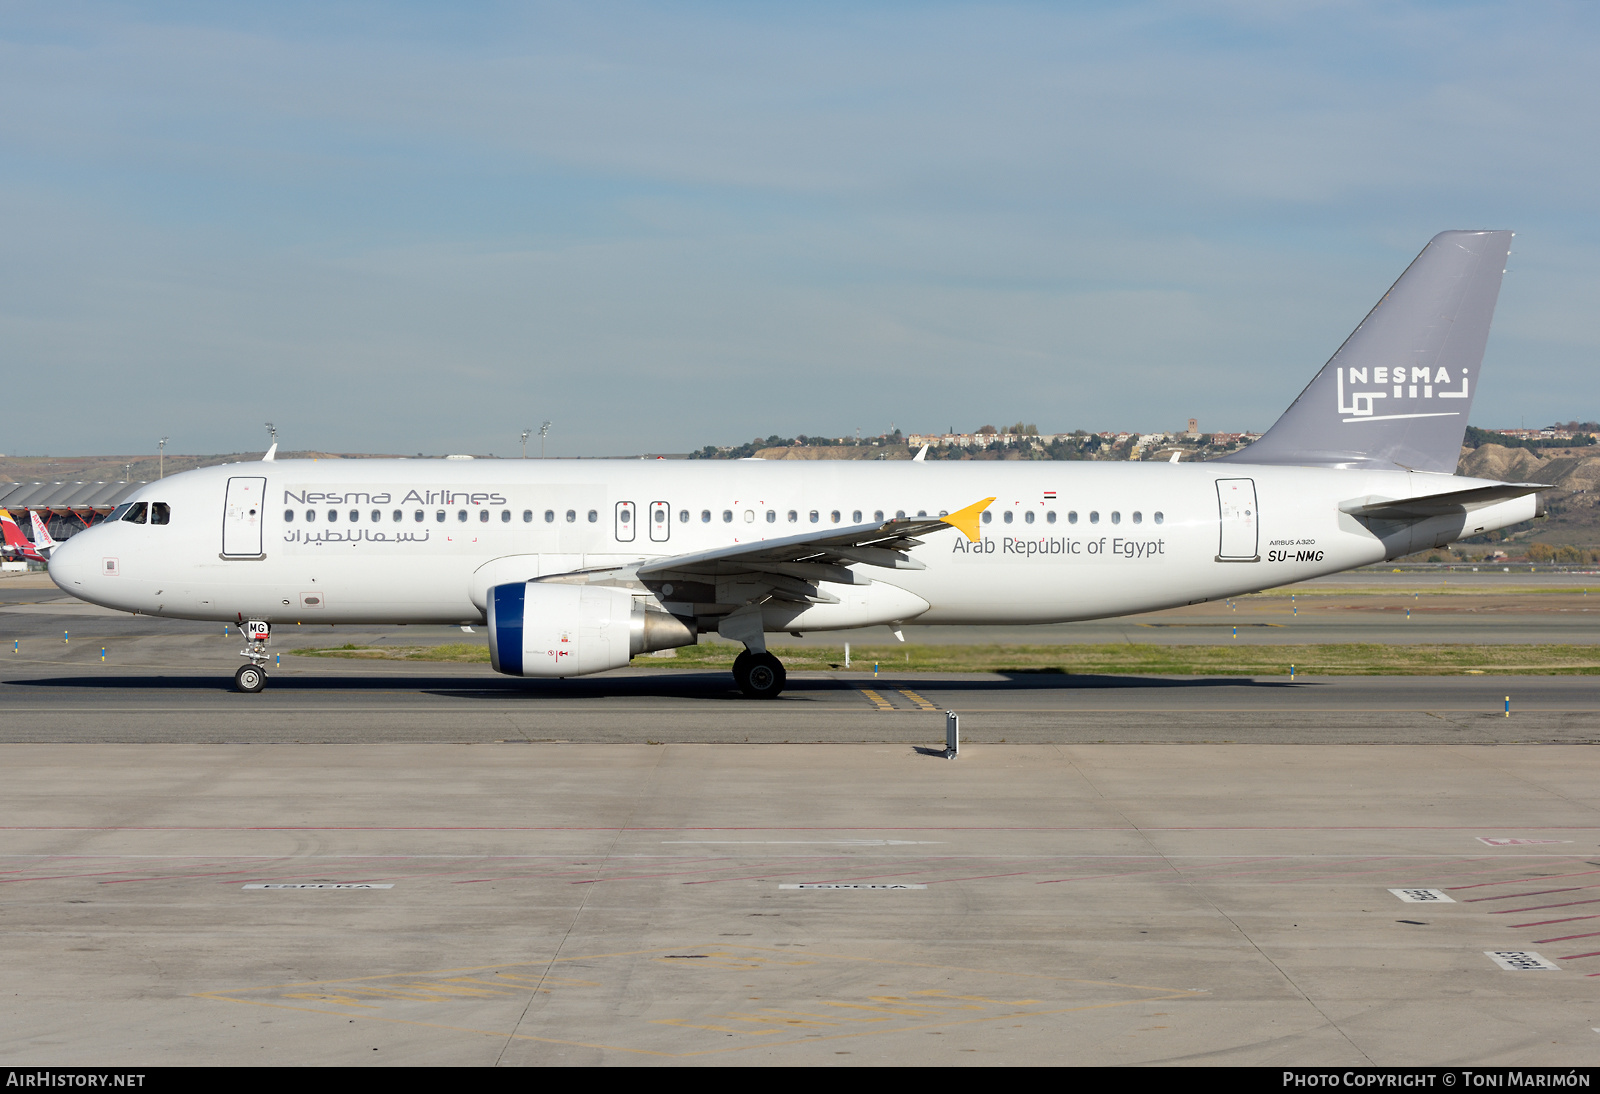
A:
[48, 457, 1536, 630]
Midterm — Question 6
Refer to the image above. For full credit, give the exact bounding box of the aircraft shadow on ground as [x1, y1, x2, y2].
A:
[4, 670, 1309, 697]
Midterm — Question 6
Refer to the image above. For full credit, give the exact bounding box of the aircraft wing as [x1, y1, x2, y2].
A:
[629, 497, 994, 605]
[1339, 482, 1548, 520]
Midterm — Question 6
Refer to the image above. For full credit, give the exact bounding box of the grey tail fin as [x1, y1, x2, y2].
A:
[1220, 230, 1513, 473]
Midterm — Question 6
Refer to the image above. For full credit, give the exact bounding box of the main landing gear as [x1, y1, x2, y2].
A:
[732, 649, 787, 700]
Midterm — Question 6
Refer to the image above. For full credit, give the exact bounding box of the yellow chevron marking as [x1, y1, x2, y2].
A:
[897, 689, 936, 711]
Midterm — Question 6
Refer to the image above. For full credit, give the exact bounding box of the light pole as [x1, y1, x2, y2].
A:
[521, 429, 530, 459]
[158, 436, 168, 480]
[124, 464, 131, 483]
[539, 421, 551, 459]
[265, 422, 277, 451]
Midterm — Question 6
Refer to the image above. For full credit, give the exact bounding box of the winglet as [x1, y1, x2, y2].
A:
[262, 443, 277, 462]
[941, 497, 995, 542]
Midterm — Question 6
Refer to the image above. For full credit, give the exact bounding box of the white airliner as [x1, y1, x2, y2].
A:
[49, 230, 1543, 695]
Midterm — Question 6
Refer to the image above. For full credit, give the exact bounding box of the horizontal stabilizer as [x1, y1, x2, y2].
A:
[1339, 482, 1547, 520]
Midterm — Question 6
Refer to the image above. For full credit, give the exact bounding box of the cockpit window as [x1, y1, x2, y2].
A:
[106, 503, 132, 522]
[120, 502, 148, 524]
[150, 502, 170, 525]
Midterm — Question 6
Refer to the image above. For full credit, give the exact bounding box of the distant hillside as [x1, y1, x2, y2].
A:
[1455, 444, 1600, 546]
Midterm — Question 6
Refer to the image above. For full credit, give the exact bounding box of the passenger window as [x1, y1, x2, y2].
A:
[723, 510, 733, 523]
[457, 510, 468, 522]
[1024, 510, 1034, 524]
[284, 509, 295, 522]
[327, 509, 337, 523]
[1046, 510, 1056, 524]
[874, 510, 884, 522]
[678, 510, 689, 523]
[852, 510, 862, 522]
[1111, 511, 1121, 525]
[895, 510, 906, 519]
[701, 510, 711, 523]
[743, 510, 753, 523]
[830, 510, 840, 523]
[620, 509, 630, 523]
[523, 510, 533, 522]
[545, 510, 555, 523]
[655, 509, 666, 523]
[766, 510, 775, 523]
[787, 510, 797, 522]
[1132, 511, 1142, 524]
[1154, 511, 1164, 524]
[349, 509, 360, 522]
[566, 510, 576, 523]
[414, 510, 424, 522]
[371, 510, 381, 522]
[1003, 511, 1013, 524]
[393, 510, 403, 521]
[436, 510, 446, 522]
[809, 511, 819, 523]
[1089, 511, 1100, 524]
[980, 511, 991, 524]
[587, 510, 597, 523]
[482, 510, 492, 523]
[1067, 511, 1077, 524]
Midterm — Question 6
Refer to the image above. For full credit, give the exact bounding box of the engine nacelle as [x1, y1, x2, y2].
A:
[486, 582, 695, 678]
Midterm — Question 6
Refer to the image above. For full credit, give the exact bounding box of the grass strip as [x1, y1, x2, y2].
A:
[290, 641, 1600, 675]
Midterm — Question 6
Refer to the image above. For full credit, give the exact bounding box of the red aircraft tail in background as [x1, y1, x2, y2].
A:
[0, 509, 47, 563]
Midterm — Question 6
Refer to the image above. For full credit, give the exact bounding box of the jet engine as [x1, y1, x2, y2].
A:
[486, 582, 695, 678]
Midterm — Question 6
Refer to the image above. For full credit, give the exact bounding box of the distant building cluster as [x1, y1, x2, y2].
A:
[906, 421, 1262, 460]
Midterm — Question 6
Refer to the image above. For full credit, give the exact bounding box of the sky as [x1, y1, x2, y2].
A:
[2, 1, 1597, 457]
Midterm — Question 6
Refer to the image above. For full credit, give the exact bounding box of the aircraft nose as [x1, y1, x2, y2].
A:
[48, 530, 96, 595]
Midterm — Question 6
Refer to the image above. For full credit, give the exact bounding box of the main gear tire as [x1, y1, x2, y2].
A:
[733, 651, 786, 699]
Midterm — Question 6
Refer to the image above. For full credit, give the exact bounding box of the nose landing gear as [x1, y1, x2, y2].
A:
[233, 619, 272, 693]
[234, 663, 266, 693]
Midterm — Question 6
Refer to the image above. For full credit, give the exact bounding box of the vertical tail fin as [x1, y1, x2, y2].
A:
[1222, 230, 1513, 473]
[29, 511, 57, 556]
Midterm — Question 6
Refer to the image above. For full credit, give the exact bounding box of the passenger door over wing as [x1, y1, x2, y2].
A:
[222, 476, 266, 559]
[649, 501, 670, 542]
[1215, 478, 1259, 562]
[614, 500, 636, 543]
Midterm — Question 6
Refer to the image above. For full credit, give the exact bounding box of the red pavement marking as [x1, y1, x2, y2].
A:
[1465, 886, 1594, 903]
[1533, 930, 1600, 944]
[1492, 897, 1600, 915]
[1509, 915, 1600, 929]
[1451, 868, 1600, 891]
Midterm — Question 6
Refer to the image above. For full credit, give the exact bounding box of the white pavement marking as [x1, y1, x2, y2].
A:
[779, 883, 927, 890]
[242, 883, 394, 889]
[1389, 888, 1455, 903]
[1485, 951, 1559, 971]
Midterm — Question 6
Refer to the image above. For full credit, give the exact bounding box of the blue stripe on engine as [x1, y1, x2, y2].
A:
[490, 583, 525, 677]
